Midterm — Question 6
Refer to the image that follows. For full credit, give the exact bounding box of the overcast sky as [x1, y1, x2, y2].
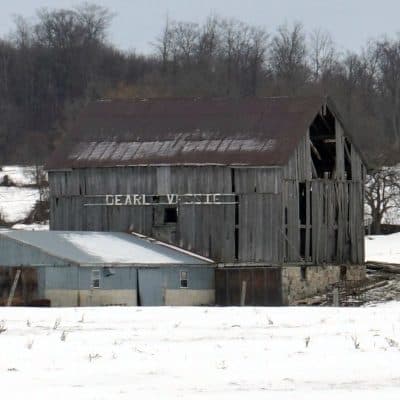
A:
[0, 0, 399, 54]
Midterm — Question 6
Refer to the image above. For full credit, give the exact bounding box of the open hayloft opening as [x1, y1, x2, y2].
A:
[310, 106, 336, 178]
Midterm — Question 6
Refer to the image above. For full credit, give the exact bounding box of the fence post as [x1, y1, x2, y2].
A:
[332, 287, 340, 307]
[7, 269, 21, 306]
[240, 281, 247, 306]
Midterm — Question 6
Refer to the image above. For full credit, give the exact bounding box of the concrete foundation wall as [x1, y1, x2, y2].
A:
[45, 288, 215, 307]
[282, 264, 366, 305]
[165, 289, 215, 306]
[45, 289, 137, 307]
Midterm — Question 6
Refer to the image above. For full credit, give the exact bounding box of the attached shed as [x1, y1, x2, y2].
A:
[45, 96, 367, 304]
[0, 230, 214, 307]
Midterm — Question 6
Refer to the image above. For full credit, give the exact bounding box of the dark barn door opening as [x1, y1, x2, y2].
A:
[215, 267, 282, 306]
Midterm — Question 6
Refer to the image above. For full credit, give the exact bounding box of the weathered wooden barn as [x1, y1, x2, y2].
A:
[0, 230, 214, 306]
[46, 96, 366, 305]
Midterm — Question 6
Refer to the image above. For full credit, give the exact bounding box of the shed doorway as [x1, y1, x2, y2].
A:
[137, 268, 165, 306]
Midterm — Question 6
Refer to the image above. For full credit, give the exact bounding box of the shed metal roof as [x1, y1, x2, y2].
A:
[46, 96, 332, 169]
[0, 230, 212, 266]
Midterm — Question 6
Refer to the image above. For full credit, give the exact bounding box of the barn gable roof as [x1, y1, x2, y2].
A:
[46, 96, 345, 169]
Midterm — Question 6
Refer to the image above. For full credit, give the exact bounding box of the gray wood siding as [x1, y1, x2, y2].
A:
[350, 144, 364, 182]
[48, 114, 365, 266]
[280, 116, 364, 265]
[282, 180, 300, 261]
[49, 166, 284, 264]
[283, 179, 364, 265]
[233, 168, 282, 193]
[335, 119, 345, 180]
[50, 197, 154, 234]
[178, 204, 236, 261]
[49, 166, 278, 196]
[238, 193, 282, 262]
[283, 133, 312, 181]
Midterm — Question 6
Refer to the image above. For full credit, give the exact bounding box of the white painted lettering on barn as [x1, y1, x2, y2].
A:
[85, 193, 237, 206]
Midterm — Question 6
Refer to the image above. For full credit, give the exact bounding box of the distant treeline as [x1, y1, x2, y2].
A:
[0, 3, 399, 167]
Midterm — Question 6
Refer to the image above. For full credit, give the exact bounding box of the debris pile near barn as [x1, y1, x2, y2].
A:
[293, 264, 400, 306]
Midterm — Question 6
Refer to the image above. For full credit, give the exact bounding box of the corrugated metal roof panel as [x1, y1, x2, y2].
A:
[0, 230, 212, 266]
[46, 96, 330, 169]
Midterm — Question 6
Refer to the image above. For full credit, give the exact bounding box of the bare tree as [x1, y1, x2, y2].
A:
[12, 15, 32, 48]
[269, 22, 309, 93]
[172, 21, 200, 66]
[154, 19, 200, 81]
[0, 40, 12, 97]
[75, 3, 114, 42]
[219, 19, 244, 94]
[309, 29, 336, 81]
[219, 19, 268, 95]
[197, 16, 219, 67]
[154, 17, 173, 74]
[374, 37, 400, 149]
[2, 7, 400, 167]
[246, 26, 269, 95]
[365, 167, 400, 234]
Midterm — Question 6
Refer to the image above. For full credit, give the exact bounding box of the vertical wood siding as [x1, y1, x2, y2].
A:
[50, 166, 284, 263]
[49, 116, 365, 266]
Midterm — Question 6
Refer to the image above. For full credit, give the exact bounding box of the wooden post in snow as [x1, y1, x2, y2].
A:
[7, 270, 21, 306]
[240, 281, 247, 306]
[332, 288, 340, 307]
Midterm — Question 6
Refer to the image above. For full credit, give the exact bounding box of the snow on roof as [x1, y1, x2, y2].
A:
[0, 230, 212, 266]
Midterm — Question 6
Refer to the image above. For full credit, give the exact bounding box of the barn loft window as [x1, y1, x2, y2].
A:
[309, 107, 336, 178]
[180, 271, 188, 288]
[91, 269, 101, 289]
[164, 207, 178, 223]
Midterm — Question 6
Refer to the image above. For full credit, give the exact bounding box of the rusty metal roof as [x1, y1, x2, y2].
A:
[46, 96, 331, 169]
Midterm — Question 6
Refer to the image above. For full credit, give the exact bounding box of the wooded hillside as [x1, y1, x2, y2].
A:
[0, 3, 399, 167]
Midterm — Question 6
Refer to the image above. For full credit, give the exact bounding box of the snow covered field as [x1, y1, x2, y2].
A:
[365, 233, 400, 263]
[0, 167, 399, 397]
[0, 165, 44, 224]
[0, 165, 37, 186]
[0, 186, 40, 222]
[1, 304, 400, 399]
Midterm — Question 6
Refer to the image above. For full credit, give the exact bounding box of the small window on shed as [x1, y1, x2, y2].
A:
[91, 269, 101, 289]
[164, 207, 178, 223]
[180, 271, 188, 288]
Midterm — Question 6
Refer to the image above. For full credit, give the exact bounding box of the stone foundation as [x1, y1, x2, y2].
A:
[281, 264, 366, 305]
